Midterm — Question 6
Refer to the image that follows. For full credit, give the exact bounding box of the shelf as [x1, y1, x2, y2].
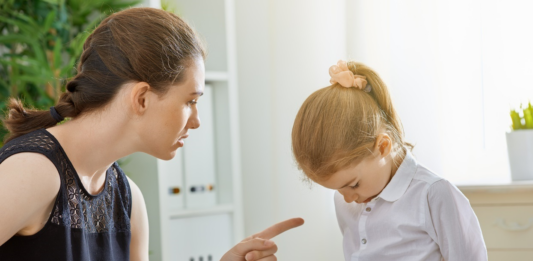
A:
[457, 180, 533, 193]
[168, 204, 235, 219]
[205, 71, 229, 82]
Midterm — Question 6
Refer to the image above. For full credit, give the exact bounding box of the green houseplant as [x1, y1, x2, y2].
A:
[0, 0, 138, 146]
[507, 102, 533, 181]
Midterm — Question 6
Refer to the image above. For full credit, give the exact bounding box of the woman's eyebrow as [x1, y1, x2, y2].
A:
[190, 91, 204, 96]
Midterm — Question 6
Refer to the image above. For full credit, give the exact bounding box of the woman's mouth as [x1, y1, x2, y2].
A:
[177, 134, 189, 147]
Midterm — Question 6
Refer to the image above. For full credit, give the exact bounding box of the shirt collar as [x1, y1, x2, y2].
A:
[375, 149, 418, 202]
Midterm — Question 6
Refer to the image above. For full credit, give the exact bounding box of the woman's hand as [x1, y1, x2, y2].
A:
[221, 218, 304, 261]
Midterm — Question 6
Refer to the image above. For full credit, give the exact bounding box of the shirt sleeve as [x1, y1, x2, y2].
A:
[426, 179, 488, 261]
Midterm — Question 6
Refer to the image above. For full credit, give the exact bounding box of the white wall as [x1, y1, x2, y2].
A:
[138, 0, 161, 8]
[235, 0, 346, 259]
[345, 0, 532, 185]
[235, 0, 533, 258]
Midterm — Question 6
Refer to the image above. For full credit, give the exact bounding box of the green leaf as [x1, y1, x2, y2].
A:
[17, 75, 49, 84]
[43, 0, 60, 4]
[43, 10, 57, 33]
[0, 16, 39, 36]
[525, 108, 533, 129]
[100, 1, 140, 12]
[0, 35, 47, 67]
[12, 12, 39, 28]
[53, 38, 62, 69]
[0, 57, 46, 76]
[510, 110, 522, 130]
[0, 79, 9, 97]
[0, 34, 32, 44]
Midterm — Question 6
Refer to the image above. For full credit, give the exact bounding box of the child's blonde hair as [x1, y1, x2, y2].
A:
[292, 61, 413, 182]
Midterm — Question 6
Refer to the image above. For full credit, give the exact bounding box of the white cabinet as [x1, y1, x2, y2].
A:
[123, 1, 243, 260]
[182, 85, 217, 209]
[459, 182, 533, 261]
[158, 151, 185, 212]
[168, 213, 233, 261]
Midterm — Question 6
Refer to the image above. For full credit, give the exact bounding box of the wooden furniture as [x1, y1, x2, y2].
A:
[458, 181, 533, 261]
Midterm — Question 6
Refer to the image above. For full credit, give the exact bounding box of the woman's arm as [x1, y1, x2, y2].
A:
[0, 153, 60, 246]
[221, 218, 304, 261]
[127, 176, 150, 261]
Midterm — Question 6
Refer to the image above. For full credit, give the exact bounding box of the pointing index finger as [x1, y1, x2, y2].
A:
[252, 218, 305, 240]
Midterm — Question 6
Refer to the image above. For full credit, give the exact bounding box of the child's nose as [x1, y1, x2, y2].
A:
[342, 192, 358, 203]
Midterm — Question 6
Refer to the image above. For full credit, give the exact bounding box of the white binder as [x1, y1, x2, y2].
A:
[183, 84, 217, 208]
[157, 149, 185, 211]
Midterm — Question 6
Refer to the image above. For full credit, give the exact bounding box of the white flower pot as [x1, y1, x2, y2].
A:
[506, 130, 533, 181]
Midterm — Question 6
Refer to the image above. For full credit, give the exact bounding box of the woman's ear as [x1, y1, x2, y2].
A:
[129, 82, 152, 115]
[374, 133, 392, 158]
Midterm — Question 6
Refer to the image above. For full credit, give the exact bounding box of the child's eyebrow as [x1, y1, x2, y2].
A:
[339, 177, 358, 189]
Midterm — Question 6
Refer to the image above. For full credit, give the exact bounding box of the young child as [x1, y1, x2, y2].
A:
[291, 60, 487, 261]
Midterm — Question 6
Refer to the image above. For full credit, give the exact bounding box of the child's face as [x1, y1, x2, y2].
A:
[316, 136, 394, 204]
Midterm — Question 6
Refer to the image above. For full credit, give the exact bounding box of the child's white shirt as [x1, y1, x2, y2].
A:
[334, 150, 488, 261]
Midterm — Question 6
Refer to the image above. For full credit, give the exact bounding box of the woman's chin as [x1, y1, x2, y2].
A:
[148, 140, 183, 160]
[159, 151, 176, 161]
[151, 146, 179, 161]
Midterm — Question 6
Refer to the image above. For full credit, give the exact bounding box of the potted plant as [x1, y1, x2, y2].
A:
[507, 102, 533, 181]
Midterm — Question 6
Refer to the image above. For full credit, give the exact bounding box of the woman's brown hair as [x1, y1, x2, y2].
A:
[292, 61, 413, 182]
[3, 7, 205, 143]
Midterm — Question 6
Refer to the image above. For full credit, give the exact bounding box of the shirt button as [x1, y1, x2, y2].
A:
[361, 238, 367, 244]
[366, 207, 371, 212]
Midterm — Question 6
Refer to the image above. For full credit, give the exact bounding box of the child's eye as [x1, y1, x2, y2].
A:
[350, 182, 359, 189]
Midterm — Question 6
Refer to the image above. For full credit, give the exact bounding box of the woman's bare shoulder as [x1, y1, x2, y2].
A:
[0, 152, 60, 246]
[0, 152, 59, 178]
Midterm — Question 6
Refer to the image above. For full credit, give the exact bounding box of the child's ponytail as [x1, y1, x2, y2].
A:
[292, 61, 412, 181]
[347, 62, 414, 152]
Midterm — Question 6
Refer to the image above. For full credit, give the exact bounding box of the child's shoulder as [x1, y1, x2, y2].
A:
[411, 163, 461, 198]
[411, 163, 445, 187]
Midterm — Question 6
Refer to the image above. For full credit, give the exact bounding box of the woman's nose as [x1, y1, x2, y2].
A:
[188, 110, 201, 129]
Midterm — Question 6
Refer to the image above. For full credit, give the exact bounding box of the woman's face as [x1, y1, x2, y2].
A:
[137, 58, 205, 160]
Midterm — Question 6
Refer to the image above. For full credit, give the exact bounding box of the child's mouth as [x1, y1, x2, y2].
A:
[361, 195, 377, 203]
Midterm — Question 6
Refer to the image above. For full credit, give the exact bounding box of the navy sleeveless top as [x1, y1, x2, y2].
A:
[0, 129, 132, 260]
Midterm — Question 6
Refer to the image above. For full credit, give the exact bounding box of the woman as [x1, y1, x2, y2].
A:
[0, 7, 303, 261]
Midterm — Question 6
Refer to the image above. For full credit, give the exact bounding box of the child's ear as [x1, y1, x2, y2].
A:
[374, 133, 392, 157]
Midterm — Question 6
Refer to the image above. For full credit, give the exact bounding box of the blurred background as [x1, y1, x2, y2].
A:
[2, 0, 533, 260]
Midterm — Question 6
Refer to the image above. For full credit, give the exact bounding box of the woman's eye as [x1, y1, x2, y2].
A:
[188, 100, 198, 106]
[350, 183, 359, 189]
